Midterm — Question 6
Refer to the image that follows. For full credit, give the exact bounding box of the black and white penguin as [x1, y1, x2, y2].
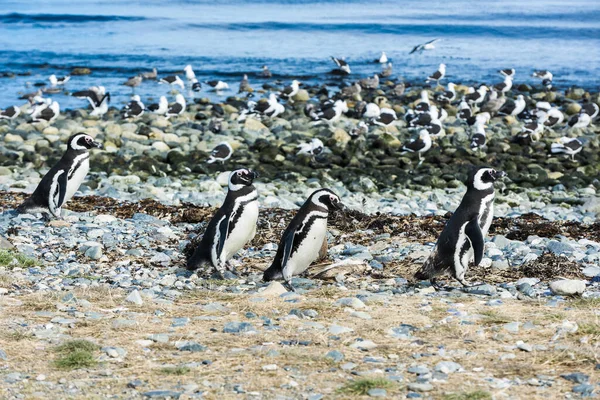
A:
[414, 167, 506, 287]
[16, 133, 102, 219]
[159, 75, 185, 89]
[187, 169, 259, 276]
[263, 189, 343, 291]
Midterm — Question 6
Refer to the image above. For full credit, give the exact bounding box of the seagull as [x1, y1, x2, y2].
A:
[581, 101, 599, 119]
[426, 63, 446, 84]
[481, 90, 506, 115]
[532, 70, 553, 81]
[331, 56, 351, 75]
[363, 102, 381, 119]
[494, 75, 513, 95]
[457, 100, 473, 121]
[434, 82, 456, 103]
[184, 65, 196, 81]
[341, 83, 361, 98]
[72, 86, 106, 108]
[535, 107, 563, 127]
[239, 74, 251, 93]
[297, 138, 324, 159]
[141, 68, 158, 80]
[49, 74, 70, 86]
[315, 100, 348, 124]
[499, 69, 515, 78]
[123, 95, 145, 119]
[566, 112, 591, 130]
[31, 100, 60, 124]
[414, 90, 431, 113]
[260, 65, 272, 78]
[464, 86, 489, 107]
[0, 106, 20, 120]
[401, 129, 432, 165]
[147, 96, 169, 115]
[470, 121, 487, 150]
[256, 93, 285, 118]
[165, 94, 186, 119]
[410, 38, 440, 54]
[359, 74, 379, 90]
[498, 94, 526, 116]
[381, 62, 393, 78]
[280, 80, 300, 101]
[191, 78, 202, 92]
[205, 80, 229, 91]
[376, 51, 388, 63]
[19, 89, 43, 104]
[160, 75, 185, 89]
[123, 75, 142, 90]
[89, 93, 111, 118]
[372, 108, 397, 132]
[207, 142, 233, 164]
[551, 137, 583, 161]
[519, 119, 544, 141]
[350, 121, 369, 138]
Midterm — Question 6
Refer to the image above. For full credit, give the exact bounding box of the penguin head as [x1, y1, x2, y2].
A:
[68, 133, 102, 151]
[229, 168, 258, 190]
[309, 189, 344, 211]
[469, 167, 506, 191]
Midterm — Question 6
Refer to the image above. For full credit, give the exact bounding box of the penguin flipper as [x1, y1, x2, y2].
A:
[49, 170, 68, 218]
[215, 215, 230, 265]
[280, 229, 296, 275]
[465, 218, 484, 265]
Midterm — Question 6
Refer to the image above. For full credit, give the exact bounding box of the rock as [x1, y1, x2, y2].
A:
[4, 133, 23, 143]
[85, 245, 103, 260]
[350, 340, 377, 351]
[561, 372, 589, 383]
[258, 281, 287, 297]
[407, 383, 433, 392]
[582, 266, 600, 278]
[0, 349, 7, 360]
[503, 322, 520, 333]
[244, 118, 267, 131]
[176, 341, 207, 352]
[565, 103, 581, 115]
[125, 289, 143, 305]
[0, 236, 14, 250]
[329, 324, 354, 335]
[367, 389, 387, 397]
[71, 67, 92, 75]
[223, 321, 256, 334]
[293, 89, 310, 102]
[547, 240, 574, 255]
[146, 334, 169, 343]
[325, 350, 344, 362]
[102, 346, 127, 358]
[142, 390, 182, 399]
[549, 279, 586, 296]
[464, 284, 496, 296]
[516, 341, 533, 352]
[332, 128, 351, 145]
[335, 297, 366, 309]
[262, 364, 278, 371]
[435, 361, 462, 374]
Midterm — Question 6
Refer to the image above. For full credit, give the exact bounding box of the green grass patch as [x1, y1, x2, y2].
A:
[0, 250, 38, 269]
[569, 297, 600, 310]
[160, 366, 190, 375]
[443, 391, 492, 400]
[53, 340, 99, 370]
[338, 378, 394, 395]
[578, 323, 600, 336]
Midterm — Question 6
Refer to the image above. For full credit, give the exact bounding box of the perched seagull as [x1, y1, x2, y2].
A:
[381, 62, 393, 78]
[363, 102, 381, 119]
[434, 82, 456, 103]
[20, 90, 43, 104]
[414, 90, 431, 113]
[31, 100, 60, 124]
[498, 94, 526, 116]
[260, 65, 272, 78]
[376, 51, 388, 64]
[89, 93, 111, 118]
[165, 94, 186, 119]
[350, 121, 369, 138]
[464, 86, 489, 106]
[239, 74, 251, 93]
[494, 75, 513, 95]
[470, 121, 487, 150]
[184, 65, 196, 81]
[581, 101, 599, 119]
[316, 100, 348, 124]
[536, 107, 563, 127]
[72, 86, 106, 108]
[341, 82, 361, 98]
[147, 96, 169, 115]
[372, 107, 397, 132]
[297, 138, 324, 159]
[207, 142, 233, 164]
[359, 74, 379, 90]
[457, 100, 473, 120]
[481, 90, 506, 115]
[280, 80, 300, 101]
[551, 137, 583, 161]
[123, 75, 142, 90]
[331, 56, 351, 75]
[205, 80, 229, 91]
[28, 98, 51, 119]
[160, 75, 185, 89]
[123, 95, 144, 119]
[566, 112, 591, 130]
[532, 70, 553, 81]
[49, 74, 70, 86]
[401, 129, 432, 164]
[499, 68, 515, 78]
[426, 63, 446, 84]
[191, 78, 202, 92]
[256, 93, 285, 118]
[0, 106, 20, 120]
[519, 119, 544, 141]
[141, 68, 158, 80]
[410, 38, 440, 54]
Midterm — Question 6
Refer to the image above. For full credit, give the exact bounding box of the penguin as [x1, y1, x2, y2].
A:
[414, 167, 506, 288]
[263, 189, 343, 291]
[16, 133, 102, 219]
[187, 169, 259, 276]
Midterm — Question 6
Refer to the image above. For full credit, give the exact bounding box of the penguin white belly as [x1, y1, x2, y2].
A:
[284, 218, 327, 279]
[64, 157, 89, 203]
[222, 200, 259, 262]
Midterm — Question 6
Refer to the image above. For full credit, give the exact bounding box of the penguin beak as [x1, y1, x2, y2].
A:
[91, 140, 102, 149]
[492, 170, 507, 180]
[250, 170, 259, 180]
[333, 201, 345, 211]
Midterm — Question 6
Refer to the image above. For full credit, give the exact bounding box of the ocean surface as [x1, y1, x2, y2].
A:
[0, 0, 599, 110]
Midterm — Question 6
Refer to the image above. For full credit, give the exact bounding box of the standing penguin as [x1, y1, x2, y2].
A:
[263, 189, 343, 291]
[187, 169, 259, 277]
[16, 133, 102, 219]
[414, 167, 506, 287]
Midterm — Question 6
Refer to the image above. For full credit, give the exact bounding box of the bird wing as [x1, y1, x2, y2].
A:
[215, 215, 230, 262]
[409, 45, 420, 54]
[465, 217, 484, 265]
[426, 38, 439, 45]
[279, 228, 296, 271]
[49, 169, 68, 217]
[402, 137, 425, 152]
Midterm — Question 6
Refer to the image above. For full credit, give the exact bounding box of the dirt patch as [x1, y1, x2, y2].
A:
[519, 252, 586, 280]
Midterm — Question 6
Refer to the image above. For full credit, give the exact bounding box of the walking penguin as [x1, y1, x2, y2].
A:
[187, 169, 259, 277]
[263, 189, 343, 291]
[16, 133, 102, 219]
[414, 167, 506, 288]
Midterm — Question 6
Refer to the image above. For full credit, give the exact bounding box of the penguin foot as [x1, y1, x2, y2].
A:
[283, 280, 296, 292]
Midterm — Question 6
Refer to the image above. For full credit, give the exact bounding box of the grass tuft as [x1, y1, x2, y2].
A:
[443, 391, 492, 400]
[55, 339, 99, 354]
[160, 366, 190, 375]
[338, 378, 393, 395]
[53, 340, 99, 370]
[0, 250, 38, 269]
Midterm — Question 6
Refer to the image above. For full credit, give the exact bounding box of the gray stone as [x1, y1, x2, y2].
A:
[171, 317, 190, 327]
[4, 372, 21, 383]
[112, 319, 136, 328]
[547, 240, 574, 255]
[492, 235, 511, 249]
[142, 390, 182, 399]
[503, 322, 520, 333]
[0, 349, 7, 360]
[146, 334, 169, 343]
[350, 340, 377, 351]
[176, 341, 207, 352]
[334, 297, 366, 309]
[102, 346, 127, 358]
[516, 341, 533, 352]
[223, 321, 256, 334]
[561, 372, 589, 383]
[407, 383, 433, 392]
[549, 279, 586, 296]
[125, 289, 143, 305]
[434, 361, 462, 374]
[465, 284, 496, 296]
[325, 350, 344, 362]
[329, 324, 354, 335]
[368, 388, 387, 397]
[85, 245, 102, 260]
[582, 266, 600, 278]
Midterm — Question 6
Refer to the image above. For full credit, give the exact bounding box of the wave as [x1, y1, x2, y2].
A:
[0, 12, 147, 24]
[185, 21, 600, 40]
